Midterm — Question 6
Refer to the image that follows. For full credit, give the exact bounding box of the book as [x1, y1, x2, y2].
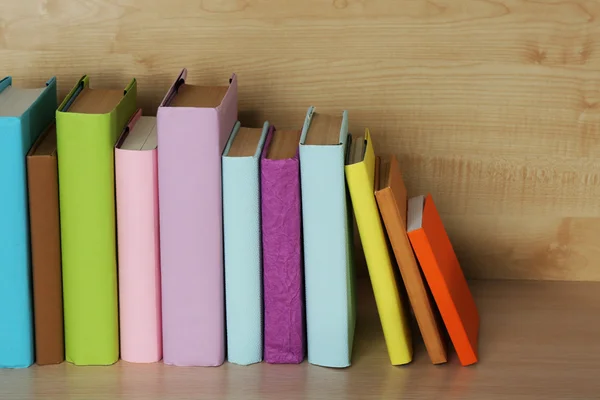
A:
[157, 68, 237, 366]
[299, 106, 356, 368]
[115, 109, 162, 363]
[222, 121, 268, 366]
[345, 130, 412, 365]
[0, 76, 57, 368]
[26, 124, 64, 366]
[56, 75, 137, 365]
[407, 193, 480, 366]
[375, 155, 447, 364]
[261, 125, 305, 364]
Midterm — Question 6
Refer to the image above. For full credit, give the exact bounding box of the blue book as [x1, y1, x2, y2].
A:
[0, 76, 57, 368]
[222, 121, 268, 365]
[299, 106, 356, 368]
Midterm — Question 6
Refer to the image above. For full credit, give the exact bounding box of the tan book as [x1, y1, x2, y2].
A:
[374, 155, 447, 364]
[26, 124, 64, 365]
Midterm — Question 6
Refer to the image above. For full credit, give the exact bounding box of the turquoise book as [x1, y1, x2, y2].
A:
[299, 106, 356, 368]
[0, 76, 58, 368]
[222, 121, 268, 365]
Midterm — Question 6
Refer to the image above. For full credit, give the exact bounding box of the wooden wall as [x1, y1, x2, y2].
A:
[3, 0, 600, 281]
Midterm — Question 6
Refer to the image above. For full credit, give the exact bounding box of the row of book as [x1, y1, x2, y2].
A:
[0, 69, 479, 369]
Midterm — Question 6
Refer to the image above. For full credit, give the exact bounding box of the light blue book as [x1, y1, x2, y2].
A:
[0, 76, 57, 368]
[299, 106, 356, 368]
[222, 121, 268, 365]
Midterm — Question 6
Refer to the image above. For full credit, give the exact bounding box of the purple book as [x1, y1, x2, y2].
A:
[260, 125, 305, 364]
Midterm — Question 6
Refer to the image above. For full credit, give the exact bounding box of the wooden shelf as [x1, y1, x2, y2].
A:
[1, 279, 599, 399]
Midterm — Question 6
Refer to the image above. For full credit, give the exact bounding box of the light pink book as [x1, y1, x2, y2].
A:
[157, 69, 238, 366]
[115, 109, 162, 363]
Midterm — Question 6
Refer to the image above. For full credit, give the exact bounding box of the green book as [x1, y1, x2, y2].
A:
[56, 76, 137, 365]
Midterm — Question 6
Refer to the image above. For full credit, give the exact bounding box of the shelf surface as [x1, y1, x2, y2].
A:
[1, 279, 599, 399]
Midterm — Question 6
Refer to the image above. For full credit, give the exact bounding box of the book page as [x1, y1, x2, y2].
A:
[0, 86, 45, 117]
[267, 130, 301, 160]
[407, 195, 425, 232]
[120, 116, 157, 151]
[228, 127, 263, 157]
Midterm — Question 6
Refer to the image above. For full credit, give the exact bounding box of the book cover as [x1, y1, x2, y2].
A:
[345, 129, 413, 365]
[299, 106, 356, 368]
[0, 76, 57, 368]
[407, 194, 480, 366]
[115, 109, 162, 363]
[222, 121, 268, 365]
[157, 68, 237, 366]
[261, 124, 305, 364]
[26, 123, 64, 366]
[375, 155, 447, 364]
[56, 75, 137, 365]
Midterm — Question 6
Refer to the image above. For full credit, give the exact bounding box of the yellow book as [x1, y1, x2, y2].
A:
[345, 129, 412, 365]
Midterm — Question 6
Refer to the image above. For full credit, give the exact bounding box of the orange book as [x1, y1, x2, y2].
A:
[406, 194, 479, 366]
[375, 156, 447, 364]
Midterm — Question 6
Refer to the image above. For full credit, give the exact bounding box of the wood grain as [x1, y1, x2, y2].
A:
[1, 279, 600, 399]
[2, 0, 600, 279]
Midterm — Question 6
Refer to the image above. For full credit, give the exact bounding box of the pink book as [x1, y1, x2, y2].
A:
[157, 69, 238, 366]
[115, 109, 162, 363]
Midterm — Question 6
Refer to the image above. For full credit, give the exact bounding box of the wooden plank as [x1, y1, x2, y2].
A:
[2, 0, 600, 280]
[445, 216, 600, 280]
[1, 280, 600, 398]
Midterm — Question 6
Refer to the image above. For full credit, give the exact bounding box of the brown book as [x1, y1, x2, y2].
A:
[374, 155, 447, 364]
[26, 124, 64, 365]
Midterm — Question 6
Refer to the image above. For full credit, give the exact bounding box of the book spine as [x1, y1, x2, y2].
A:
[158, 109, 224, 366]
[0, 80, 56, 368]
[157, 76, 236, 367]
[260, 128, 305, 364]
[56, 112, 119, 366]
[409, 195, 479, 367]
[0, 118, 34, 368]
[115, 148, 162, 363]
[26, 152, 64, 366]
[299, 144, 355, 368]
[375, 186, 448, 365]
[345, 151, 413, 366]
[222, 155, 263, 365]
